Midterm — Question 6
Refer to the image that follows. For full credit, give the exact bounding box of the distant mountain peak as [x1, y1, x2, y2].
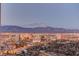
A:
[27, 23, 49, 28]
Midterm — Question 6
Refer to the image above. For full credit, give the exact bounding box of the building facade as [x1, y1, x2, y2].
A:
[0, 32, 79, 42]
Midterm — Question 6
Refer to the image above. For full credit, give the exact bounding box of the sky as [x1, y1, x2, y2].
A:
[1, 3, 79, 29]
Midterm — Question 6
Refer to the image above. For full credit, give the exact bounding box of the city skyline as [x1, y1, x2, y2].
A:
[1, 3, 79, 29]
[0, 3, 1, 26]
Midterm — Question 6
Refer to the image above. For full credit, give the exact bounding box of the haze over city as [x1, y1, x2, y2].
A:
[1, 3, 79, 56]
[1, 3, 79, 29]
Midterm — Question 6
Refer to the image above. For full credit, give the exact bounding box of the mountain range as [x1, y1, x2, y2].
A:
[0, 25, 79, 33]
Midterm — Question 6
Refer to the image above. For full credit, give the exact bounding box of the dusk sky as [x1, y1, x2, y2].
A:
[1, 3, 79, 29]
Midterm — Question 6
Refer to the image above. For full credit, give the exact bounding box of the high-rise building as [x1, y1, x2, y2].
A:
[0, 3, 1, 26]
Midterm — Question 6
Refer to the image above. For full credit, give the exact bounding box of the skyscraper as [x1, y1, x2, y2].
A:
[0, 3, 1, 26]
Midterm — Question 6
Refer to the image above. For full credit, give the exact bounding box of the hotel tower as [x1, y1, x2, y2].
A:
[0, 3, 1, 26]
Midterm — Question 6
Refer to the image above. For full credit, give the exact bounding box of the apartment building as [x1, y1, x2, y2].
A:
[0, 32, 79, 42]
